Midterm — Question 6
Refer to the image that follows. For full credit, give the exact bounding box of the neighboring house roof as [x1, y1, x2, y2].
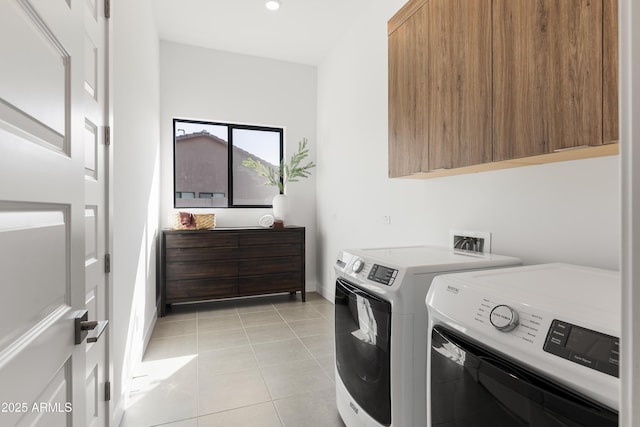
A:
[176, 131, 278, 168]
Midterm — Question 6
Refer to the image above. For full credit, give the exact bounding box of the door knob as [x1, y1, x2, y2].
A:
[74, 310, 109, 344]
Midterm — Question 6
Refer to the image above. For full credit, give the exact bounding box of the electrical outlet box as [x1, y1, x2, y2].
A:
[450, 230, 492, 255]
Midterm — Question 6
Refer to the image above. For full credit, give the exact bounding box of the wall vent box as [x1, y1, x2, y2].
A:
[450, 230, 492, 255]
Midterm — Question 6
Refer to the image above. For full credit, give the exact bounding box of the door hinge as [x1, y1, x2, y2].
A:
[104, 126, 111, 146]
[105, 381, 111, 401]
[104, 0, 110, 19]
[105, 253, 111, 273]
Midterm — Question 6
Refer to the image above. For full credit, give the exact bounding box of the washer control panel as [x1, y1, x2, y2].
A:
[351, 259, 365, 273]
[543, 319, 619, 377]
[490, 305, 520, 332]
[474, 298, 543, 344]
[367, 264, 398, 286]
[335, 252, 399, 286]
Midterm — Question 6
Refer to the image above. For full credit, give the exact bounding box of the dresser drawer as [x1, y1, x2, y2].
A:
[166, 246, 238, 263]
[239, 256, 302, 275]
[166, 260, 238, 280]
[238, 272, 301, 295]
[165, 232, 238, 249]
[239, 230, 302, 246]
[166, 278, 238, 302]
[239, 243, 301, 259]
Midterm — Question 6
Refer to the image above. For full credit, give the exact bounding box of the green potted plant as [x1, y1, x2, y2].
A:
[242, 137, 315, 221]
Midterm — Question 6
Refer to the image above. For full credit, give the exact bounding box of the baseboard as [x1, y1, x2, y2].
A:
[316, 282, 335, 303]
[143, 311, 157, 356]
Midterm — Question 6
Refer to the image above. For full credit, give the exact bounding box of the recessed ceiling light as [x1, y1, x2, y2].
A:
[265, 0, 281, 11]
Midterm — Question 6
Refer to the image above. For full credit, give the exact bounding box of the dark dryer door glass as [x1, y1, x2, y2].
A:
[335, 278, 392, 426]
[430, 326, 618, 427]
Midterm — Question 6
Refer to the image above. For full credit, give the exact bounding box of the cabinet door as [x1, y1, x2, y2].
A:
[493, 0, 603, 161]
[603, 0, 618, 144]
[388, 6, 428, 177]
[426, 0, 492, 170]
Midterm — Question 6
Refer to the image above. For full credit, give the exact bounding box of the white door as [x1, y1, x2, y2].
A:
[83, 0, 110, 426]
[0, 0, 109, 425]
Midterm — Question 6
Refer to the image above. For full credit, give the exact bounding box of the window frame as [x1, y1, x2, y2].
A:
[173, 118, 284, 209]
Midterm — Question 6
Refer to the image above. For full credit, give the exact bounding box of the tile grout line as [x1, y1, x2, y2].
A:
[244, 303, 285, 426]
[267, 301, 323, 427]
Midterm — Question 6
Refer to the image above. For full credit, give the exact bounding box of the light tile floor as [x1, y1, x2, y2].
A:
[121, 292, 345, 427]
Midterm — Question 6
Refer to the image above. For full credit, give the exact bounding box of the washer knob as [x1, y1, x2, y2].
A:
[490, 305, 519, 332]
[352, 259, 365, 273]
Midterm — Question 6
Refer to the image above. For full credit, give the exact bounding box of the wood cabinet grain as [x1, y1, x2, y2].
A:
[426, 0, 492, 170]
[159, 227, 305, 315]
[389, 6, 428, 177]
[603, 0, 619, 144]
[389, 0, 492, 175]
[493, 0, 603, 160]
[388, 0, 619, 177]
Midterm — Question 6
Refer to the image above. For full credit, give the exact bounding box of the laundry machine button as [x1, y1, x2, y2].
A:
[489, 305, 519, 332]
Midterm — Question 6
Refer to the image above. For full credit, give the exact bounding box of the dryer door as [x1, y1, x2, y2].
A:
[430, 326, 618, 427]
[335, 278, 392, 426]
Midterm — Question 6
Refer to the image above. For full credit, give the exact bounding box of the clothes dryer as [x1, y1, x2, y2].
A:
[334, 246, 521, 427]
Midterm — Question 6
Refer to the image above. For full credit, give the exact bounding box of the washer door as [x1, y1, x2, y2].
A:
[335, 278, 392, 426]
[430, 326, 618, 427]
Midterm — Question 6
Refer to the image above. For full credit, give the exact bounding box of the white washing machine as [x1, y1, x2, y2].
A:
[333, 246, 521, 427]
[426, 263, 620, 427]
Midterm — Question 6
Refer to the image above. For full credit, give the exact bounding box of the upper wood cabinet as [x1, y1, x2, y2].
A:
[388, 0, 619, 178]
[388, 0, 492, 177]
[388, 6, 428, 177]
[426, 0, 492, 171]
[493, 0, 616, 161]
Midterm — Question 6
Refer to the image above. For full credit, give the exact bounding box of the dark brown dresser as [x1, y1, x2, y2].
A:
[159, 226, 305, 316]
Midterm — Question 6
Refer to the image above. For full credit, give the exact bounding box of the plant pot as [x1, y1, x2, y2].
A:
[272, 194, 288, 222]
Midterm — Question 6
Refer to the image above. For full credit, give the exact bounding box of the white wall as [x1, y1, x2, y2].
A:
[111, 1, 160, 424]
[159, 41, 319, 289]
[316, 0, 621, 299]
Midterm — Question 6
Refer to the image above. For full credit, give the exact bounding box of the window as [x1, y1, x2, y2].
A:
[175, 191, 195, 199]
[198, 192, 225, 199]
[174, 119, 283, 208]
